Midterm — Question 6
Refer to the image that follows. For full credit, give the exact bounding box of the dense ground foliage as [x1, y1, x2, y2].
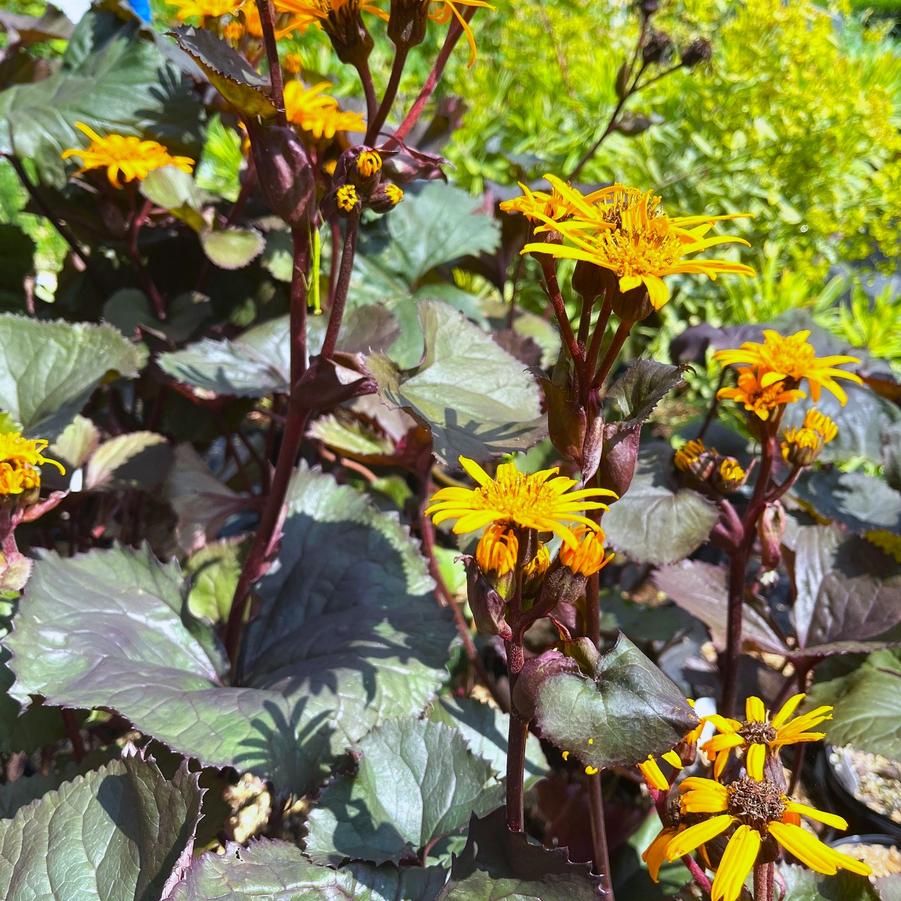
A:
[0, 0, 898, 899]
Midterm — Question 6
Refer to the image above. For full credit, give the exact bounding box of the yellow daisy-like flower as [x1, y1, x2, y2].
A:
[703, 694, 831, 781]
[558, 525, 614, 577]
[240, 0, 264, 36]
[475, 522, 519, 576]
[272, 0, 387, 36]
[429, 0, 494, 67]
[717, 367, 807, 421]
[168, 0, 243, 19]
[673, 439, 708, 474]
[664, 775, 869, 901]
[425, 456, 617, 549]
[356, 149, 382, 178]
[283, 81, 366, 140]
[714, 330, 862, 405]
[0, 431, 65, 497]
[61, 123, 194, 189]
[865, 529, 901, 563]
[336, 184, 360, 212]
[524, 179, 754, 311]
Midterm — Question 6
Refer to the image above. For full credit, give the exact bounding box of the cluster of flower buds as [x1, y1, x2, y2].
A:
[780, 408, 837, 468]
[674, 438, 748, 495]
[329, 147, 405, 217]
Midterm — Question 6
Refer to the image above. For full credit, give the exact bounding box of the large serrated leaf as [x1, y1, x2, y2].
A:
[439, 807, 602, 900]
[305, 719, 503, 866]
[0, 753, 203, 901]
[171, 26, 276, 118]
[8, 469, 452, 795]
[807, 651, 901, 759]
[790, 524, 901, 655]
[367, 300, 545, 462]
[428, 696, 547, 786]
[654, 560, 786, 654]
[167, 839, 448, 900]
[384, 183, 500, 284]
[0, 11, 201, 186]
[533, 634, 697, 769]
[0, 315, 144, 438]
[159, 307, 397, 398]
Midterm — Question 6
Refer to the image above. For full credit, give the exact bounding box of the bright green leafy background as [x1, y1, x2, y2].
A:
[8, 469, 453, 795]
[0, 315, 144, 438]
[0, 753, 202, 901]
[367, 300, 545, 462]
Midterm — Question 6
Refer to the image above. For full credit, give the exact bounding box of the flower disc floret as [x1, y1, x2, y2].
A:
[475, 523, 519, 576]
[558, 525, 613, 576]
[425, 455, 617, 549]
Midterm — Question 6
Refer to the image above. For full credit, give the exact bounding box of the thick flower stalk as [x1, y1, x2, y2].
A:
[61, 123, 194, 188]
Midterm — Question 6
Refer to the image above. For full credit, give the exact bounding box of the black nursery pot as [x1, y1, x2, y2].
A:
[823, 744, 901, 842]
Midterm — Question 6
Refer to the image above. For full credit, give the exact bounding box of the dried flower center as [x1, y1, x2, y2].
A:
[727, 775, 785, 830]
[739, 721, 777, 745]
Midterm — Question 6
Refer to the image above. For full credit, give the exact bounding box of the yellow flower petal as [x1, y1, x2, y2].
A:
[665, 814, 734, 860]
[745, 742, 766, 781]
[711, 825, 760, 901]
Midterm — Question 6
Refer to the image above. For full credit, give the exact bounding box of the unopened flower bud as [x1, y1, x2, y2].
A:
[368, 183, 404, 214]
[711, 457, 747, 494]
[642, 29, 673, 65]
[464, 556, 512, 640]
[476, 523, 518, 578]
[681, 37, 712, 69]
[522, 542, 551, 594]
[387, 0, 430, 49]
[247, 123, 315, 228]
[559, 526, 613, 577]
[335, 184, 360, 214]
[781, 427, 822, 467]
[637, 0, 659, 18]
[674, 438, 717, 482]
[321, 4, 374, 67]
[758, 501, 786, 571]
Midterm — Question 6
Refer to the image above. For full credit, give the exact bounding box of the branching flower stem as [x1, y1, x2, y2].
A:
[255, 0, 286, 126]
[366, 46, 411, 143]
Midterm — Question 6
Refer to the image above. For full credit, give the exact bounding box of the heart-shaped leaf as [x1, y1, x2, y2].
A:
[532, 634, 697, 769]
[305, 718, 503, 865]
[603, 458, 718, 565]
[0, 752, 203, 901]
[367, 300, 545, 462]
